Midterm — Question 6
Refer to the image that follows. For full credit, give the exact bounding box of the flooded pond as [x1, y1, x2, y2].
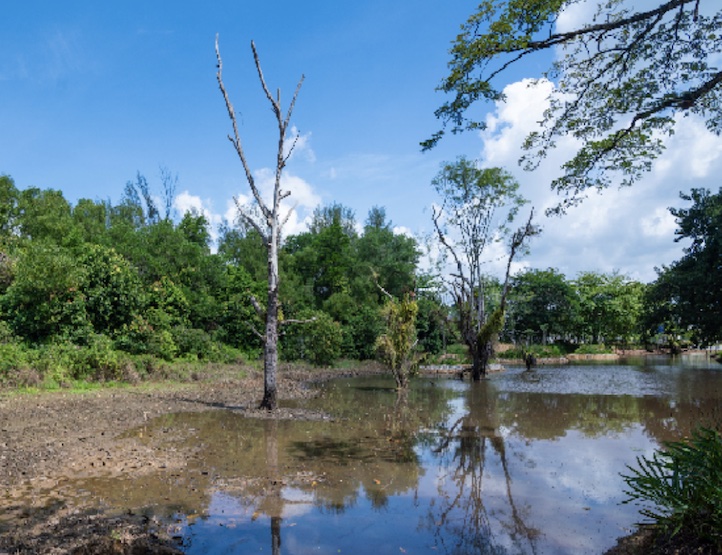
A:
[47, 355, 722, 553]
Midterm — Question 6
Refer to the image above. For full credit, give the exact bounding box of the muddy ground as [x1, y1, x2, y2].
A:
[0, 362, 693, 554]
[0, 364, 383, 554]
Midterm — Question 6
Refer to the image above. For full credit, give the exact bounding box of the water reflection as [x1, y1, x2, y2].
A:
[427, 381, 540, 554]
[31, 357, 722, 554]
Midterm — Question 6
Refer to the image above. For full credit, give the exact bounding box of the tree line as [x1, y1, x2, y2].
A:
[0, 173, 717, 387]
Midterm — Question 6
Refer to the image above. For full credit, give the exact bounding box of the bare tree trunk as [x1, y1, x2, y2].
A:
[261, 286, 279, 409]
[260, 220, 281, 409]
[471, 341, 492, 382]
[216, 36, 304, 410]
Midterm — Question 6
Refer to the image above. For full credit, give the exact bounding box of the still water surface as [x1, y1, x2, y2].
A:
[117, 356, 722, 554]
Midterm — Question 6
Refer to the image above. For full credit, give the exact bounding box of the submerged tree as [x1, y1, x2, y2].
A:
[216, 36, 305, 410]
[432, 158, 538, 380]
[425, 1, 722, 212]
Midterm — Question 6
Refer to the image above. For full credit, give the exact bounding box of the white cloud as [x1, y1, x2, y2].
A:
[640, 207, 677, 239]
[392, 225, 414, 238]
[173, 190, 224, 244]
[226, 168, 321, 237]
[477, 78, 722, 282]
[284, 126, 315, 163]
[655, 115, 722, 179]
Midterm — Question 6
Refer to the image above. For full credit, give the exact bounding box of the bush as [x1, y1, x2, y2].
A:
[114, 314, 178, 361]
[497, 344, 565, 359]
[71, 334, 123, 380]
[29, 342, 76, 386]
[574, 343, 612, 355]
[0, 341, 32, 383]
[172, 326, 214, 360]
[623, 427, 722, 550]
[281, 311, 343, 367]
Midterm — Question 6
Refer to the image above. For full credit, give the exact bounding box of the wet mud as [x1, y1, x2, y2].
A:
[0, 364, 381, 554]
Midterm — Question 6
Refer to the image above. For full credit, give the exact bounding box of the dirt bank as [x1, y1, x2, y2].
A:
[0, 363, 383, 554]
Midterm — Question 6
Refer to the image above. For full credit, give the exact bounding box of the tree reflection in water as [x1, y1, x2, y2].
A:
[429, 381, 539, 554]
[264, 419, 282, 555]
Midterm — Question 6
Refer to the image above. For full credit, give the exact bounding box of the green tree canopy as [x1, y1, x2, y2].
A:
[507, 268, 577, 344]
[432, 157, 537, 379]
[425, 0, 722, 211]
[357, 206, 420, 302]
[574, 271, 645, 346]
[646, 187, 722, 345]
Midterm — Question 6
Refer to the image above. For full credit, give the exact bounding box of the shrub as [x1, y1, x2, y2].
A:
[70, 334, 122, 380]
[29, 342, 76, 387]
[281, 310, 343, 367]
[574, 343, 612, 355]
[497, 344, 565, 359]
[375, 294, 419, 389]
[0, 243, 99, 343]
[623, 427, 722, 550]
[172, 326, 214, 360]
[0, 341, 32, 383]
[115, 314, 178, 361]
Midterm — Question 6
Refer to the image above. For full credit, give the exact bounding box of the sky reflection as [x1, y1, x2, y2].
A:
[177, 360, 722, 554]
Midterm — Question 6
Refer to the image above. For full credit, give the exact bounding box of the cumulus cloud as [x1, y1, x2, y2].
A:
[284, 126, 315, 163]
[173, 190, 224, 243]
[226, 168, 322, 237]
[392, 225, 415, 238]
[477, 79, 722, 282]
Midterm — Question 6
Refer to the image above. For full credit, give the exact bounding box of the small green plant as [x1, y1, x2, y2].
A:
[376, 293, 419, 389]
[623, 427, 722, 549]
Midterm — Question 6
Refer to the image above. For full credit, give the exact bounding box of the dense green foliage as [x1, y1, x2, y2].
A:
[425, 0, 722, 212]
[0, 175, 430, 385]
[0, 171, 717, 387]
[644, 188, 722, 347]
[623, 427, 722, 550]
[504, 269, 647, 347]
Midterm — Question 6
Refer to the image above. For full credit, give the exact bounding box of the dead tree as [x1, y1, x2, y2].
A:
[431, 159, 538, 381]
[216, 36, 304, 410]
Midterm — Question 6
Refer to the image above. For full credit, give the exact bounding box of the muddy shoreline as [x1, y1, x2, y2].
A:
[0, 364, 383, 554]
[0, 362, 675, 554]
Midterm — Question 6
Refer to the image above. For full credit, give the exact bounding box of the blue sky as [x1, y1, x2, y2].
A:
[3, 1, 720, 282]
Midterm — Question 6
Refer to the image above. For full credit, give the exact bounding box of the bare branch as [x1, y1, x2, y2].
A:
[279, 316, 317, 326]
[248, 293, 265, 318]
[371, 268, 394, 301]
[233, 196, 268, 242]
[250, 40, 282, 120]
[284, 74, 305, 131]
[282, 131, 301, 168]
[432, 204, 471, 292]
[500, 208, 539, 309]
[278, 201, 297, 235]
[248, 324, 265, 342]
[216, 35, 271, 222]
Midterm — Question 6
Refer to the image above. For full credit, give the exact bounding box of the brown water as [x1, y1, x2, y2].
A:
[68, 355, 722, 554]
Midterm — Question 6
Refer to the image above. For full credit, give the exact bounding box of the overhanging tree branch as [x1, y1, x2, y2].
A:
[426, 0, 722, 209]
